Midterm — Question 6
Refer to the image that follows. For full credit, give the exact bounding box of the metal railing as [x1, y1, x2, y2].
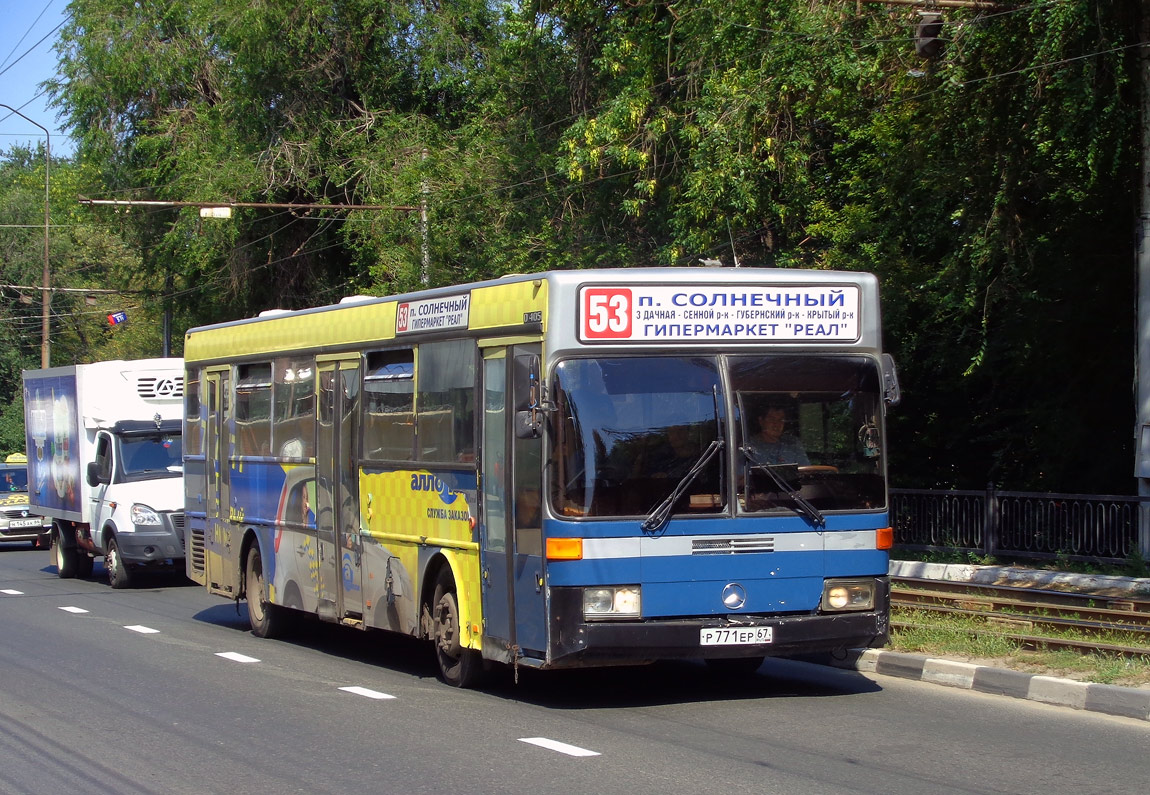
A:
[889, 487, 1145, 566]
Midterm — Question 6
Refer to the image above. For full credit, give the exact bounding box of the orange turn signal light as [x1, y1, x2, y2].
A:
[546, 537, 583, 560]
[876, 526, 893, 550]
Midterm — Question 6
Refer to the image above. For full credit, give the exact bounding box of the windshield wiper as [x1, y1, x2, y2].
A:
[641, 439, 724, 534]
[741, 447, 825, 527]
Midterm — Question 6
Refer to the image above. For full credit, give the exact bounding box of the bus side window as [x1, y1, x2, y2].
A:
[364, 349, 415, 461]
[273, 357, 316, 459]
[235, 363, 272, 456]
[416, 340, 476, 464]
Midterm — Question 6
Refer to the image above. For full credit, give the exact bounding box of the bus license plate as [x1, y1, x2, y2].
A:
[700, 626, 773, 646]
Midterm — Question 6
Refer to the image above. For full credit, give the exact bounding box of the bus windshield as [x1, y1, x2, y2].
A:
[550, 354, 886, 519]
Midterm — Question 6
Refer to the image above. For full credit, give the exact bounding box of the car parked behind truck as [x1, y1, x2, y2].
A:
[22, 359, 185, 587]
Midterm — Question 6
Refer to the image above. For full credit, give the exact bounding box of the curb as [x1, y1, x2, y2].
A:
[888, 560, 1150, 597]
[829, 648, 1150, 722]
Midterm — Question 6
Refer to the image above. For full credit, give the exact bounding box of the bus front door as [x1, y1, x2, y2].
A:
[316, 358, 364, 622]
[480, 344, 545, 662]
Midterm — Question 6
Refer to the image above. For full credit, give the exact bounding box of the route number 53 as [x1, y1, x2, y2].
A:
[582, 288, 632, 339]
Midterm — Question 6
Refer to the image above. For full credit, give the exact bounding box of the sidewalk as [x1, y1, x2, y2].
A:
[824, 561, 1150, 722]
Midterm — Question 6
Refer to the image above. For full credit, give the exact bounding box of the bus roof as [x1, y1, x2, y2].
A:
[184, 267, 883, 364]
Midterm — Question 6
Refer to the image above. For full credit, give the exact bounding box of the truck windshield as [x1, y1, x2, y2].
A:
[120, 434, 183, 479]
[550, 354, 886, 520]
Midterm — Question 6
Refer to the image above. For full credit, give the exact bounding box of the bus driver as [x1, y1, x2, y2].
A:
[749, 405, 809, 466]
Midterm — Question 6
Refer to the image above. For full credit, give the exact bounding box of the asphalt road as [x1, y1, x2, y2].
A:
[0, 544, 1146, 795]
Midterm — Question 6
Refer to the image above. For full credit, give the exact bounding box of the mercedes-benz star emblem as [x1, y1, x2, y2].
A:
[721, 582, 747, 610]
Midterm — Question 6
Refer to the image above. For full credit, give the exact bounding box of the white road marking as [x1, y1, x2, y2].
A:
[518, 737, 601, 757]
[124, 625, 160, 634]
[339, 686, 396, 700]
[59, 606, 88, 613]
[1, 589, 23, 595]
[216, 651, 260, 663]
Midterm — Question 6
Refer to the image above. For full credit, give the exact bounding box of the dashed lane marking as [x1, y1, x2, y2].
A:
[518, 737, 601, 757]
[59, 606, 88, 613]
[339, 686, 396, 700]
[216, 651, 261, 663]
[124, 625, 160, 634]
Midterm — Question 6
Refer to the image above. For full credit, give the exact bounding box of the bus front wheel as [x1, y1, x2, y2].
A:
[431, 569, 482, 688]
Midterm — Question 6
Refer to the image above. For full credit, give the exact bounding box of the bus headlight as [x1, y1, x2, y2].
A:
[820, 579, 876, 612]
[583, 586, 641, 619]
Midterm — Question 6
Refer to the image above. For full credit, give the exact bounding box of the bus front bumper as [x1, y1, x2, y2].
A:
[544, 580, 890, 668]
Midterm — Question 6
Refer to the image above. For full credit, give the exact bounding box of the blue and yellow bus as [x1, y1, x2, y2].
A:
[183, 267, 900, 686]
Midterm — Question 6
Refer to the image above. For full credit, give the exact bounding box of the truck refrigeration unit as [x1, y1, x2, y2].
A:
[23, 359, 185, 587]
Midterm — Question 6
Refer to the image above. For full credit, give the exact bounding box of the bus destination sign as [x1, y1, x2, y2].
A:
[577, 284, 861, 343]
[396, 293, 471, 335]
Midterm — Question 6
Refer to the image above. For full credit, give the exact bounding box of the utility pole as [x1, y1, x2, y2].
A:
[1136, 0, 1150, 560]
[420, 147, 430, 286]
[0, 104, 50, 367]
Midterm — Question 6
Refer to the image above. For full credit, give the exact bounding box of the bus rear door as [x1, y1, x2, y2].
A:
[316, 357, 364, 622]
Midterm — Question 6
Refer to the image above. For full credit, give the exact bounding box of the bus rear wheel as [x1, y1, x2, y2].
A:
[245, 545, 290, 639]
[431, 569, 482, 688]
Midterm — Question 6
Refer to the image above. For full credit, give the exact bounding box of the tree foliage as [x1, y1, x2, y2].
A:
[7, 0, 1135, 491]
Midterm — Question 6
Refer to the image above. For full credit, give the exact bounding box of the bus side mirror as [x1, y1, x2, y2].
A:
[882, 354, 901, 407]
[513, 353, 542, 439]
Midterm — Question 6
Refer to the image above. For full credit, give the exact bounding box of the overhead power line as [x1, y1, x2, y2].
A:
[77, 197, 418, 212]
[856, 0, 1000, 8]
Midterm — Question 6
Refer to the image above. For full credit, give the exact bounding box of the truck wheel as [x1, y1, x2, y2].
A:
[106, 536, 132, 589]
[431, 568, 483, 688]
[76, 555, 94, 579]
[245, 545, 289, 639]
[53, 532, 79, 579]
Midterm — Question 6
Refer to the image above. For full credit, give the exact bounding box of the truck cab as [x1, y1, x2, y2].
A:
[81, 420, 184, 587]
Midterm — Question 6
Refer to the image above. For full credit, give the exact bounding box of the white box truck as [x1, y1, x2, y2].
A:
[22, 359, 185, 587]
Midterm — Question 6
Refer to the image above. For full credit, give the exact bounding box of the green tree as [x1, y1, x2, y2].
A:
[44, 0, 1142, 493]
[545, 0, 1138, 491]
